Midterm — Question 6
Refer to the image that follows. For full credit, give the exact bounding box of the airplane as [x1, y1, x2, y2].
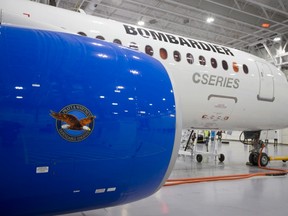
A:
[1, 0, 288, 215]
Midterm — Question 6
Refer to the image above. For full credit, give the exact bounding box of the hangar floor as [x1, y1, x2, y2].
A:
[60, 140, 288, 216]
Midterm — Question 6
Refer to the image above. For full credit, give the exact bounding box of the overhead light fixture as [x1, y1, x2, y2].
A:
[149, 19, 157, 24]
[273, 37, 281, 42]
[206, 17, 214, 23]
[183, 18, 189, 24]
[137, 20, 145, 26]
[261, 23, 270, 28]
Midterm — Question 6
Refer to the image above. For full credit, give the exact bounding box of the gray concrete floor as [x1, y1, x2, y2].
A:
[60, 140, 288, 216]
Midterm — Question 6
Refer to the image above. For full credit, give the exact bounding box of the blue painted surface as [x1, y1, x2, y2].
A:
[0, 26, 176, 215]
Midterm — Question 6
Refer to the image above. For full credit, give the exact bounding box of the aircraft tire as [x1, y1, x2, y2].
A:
[260, 153, 269, 167]
[196, 154, 203, 163]
[218, 154, 225, 162]
[249, 152, 259, 166]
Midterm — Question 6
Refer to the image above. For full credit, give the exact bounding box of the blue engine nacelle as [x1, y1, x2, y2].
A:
[0, 25, 180, 215]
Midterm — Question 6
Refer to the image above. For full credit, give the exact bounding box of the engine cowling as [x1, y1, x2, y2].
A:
[0, 25, 181, 215]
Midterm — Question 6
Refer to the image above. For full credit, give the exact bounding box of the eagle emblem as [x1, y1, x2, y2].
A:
[50, 111, 95, 131]
[50, 104, 95, 142]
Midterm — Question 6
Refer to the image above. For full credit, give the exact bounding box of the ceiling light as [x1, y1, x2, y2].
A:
[183, 18, 189, 24]
[261, 23, 270, 28]
[149, 19, 157, 24]
[137, 20, 145, 26]
[206, 17, 214, 23]
[273, 37, 281, 42]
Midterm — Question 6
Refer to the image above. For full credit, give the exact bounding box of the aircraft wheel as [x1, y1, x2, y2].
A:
[260, 153, 269, 167]
[218, 154, 225, 162]
[248, 153, 254, 164]
[282, 160, 287, 163]
[196, 154, 203, 163]
[249, 152, 259, 166]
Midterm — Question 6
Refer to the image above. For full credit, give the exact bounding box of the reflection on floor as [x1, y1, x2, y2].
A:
[59, 141, 288, 216]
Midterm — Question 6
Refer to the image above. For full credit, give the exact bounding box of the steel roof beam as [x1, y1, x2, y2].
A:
[205, 0, 288, 28]
[246, 0, 288, 17]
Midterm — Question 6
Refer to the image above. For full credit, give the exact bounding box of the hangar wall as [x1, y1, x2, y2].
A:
[280, 128, 288, 145]
[222, 129, 288, 145]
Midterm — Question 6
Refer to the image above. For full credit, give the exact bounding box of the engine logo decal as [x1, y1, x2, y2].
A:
[50, 104, 95, 142]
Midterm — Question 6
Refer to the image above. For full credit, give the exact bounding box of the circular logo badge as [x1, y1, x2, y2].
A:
[50, 104, 95, 142]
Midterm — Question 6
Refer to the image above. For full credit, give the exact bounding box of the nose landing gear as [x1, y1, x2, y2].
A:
[241, 130, 270, 167]
[249, 151, 269, 167]
[243, 130, 288, 167]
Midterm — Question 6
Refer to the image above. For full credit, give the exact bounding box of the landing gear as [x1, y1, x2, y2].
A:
[219, 153, 225, 162]
[196, 154, 203, 163]
[242, 130, 270, 167]
[248, 151, 269, 167]
[249, 152, 259, 166]
[243, 131, 288, 166]
[259, 153, 269, 167]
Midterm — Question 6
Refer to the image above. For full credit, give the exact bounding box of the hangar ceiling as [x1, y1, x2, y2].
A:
[36, 0, 288, 67]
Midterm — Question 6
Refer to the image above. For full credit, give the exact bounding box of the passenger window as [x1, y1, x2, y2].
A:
[243, 64, 249, 74]
[186, 53, 194, 64]
[222, 60, 228, 70]
[233, 62, 239, 72]
[113, 39, 122, 45]
[145, 45, 154, 56]
[173, 51, 181, 62]
[96, 35, 105, 40]
[199, 55, 206, 66]
[211, 58, 217, 68]
[77, 32, 87, 36]
[129, 42, 139, 50]
[160, 48, 168, 60]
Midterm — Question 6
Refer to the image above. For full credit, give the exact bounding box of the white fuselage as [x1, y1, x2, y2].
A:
[2, 0, 288, 131]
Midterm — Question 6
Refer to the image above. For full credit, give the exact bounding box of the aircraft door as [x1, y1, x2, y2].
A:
[256, 62, 275, 102]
